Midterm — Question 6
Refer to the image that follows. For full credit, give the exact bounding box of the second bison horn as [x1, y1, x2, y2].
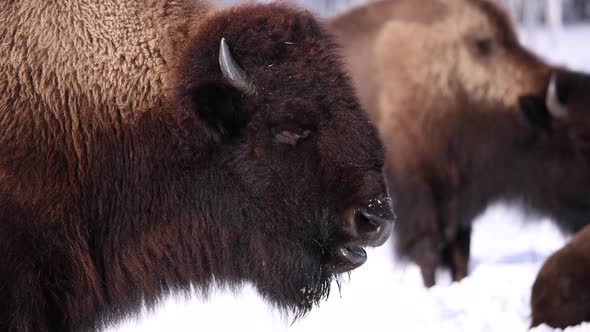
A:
[219, 38, 252, 92]
[546, 73, 568, 118]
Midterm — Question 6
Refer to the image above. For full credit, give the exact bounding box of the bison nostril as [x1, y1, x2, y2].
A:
[340, 206, 394, 247]
[354, 210, 394, 247]
[357, 211, 381, 232]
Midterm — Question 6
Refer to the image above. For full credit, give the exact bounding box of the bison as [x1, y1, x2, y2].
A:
[531, 225, 590, 329]
[0, 1, 394, 331]
[329, 0, 590, 287]
[529, 71, 590, 329]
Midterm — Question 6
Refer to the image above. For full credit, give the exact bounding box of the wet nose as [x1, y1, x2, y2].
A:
[342, 198, 395, 247]
[356, 209, 394, 246]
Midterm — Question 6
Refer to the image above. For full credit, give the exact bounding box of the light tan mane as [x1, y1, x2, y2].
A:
[0, 0, 209, 128]
[0, 0, 210, 203]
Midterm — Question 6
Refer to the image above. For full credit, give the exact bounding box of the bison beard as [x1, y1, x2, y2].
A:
[0, 1, 393, 331]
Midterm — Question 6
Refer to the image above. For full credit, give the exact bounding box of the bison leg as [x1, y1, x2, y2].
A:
[393, 200, 442, 287]
[392, 186, 442, 286]
[421, 269, 436, 288]
[415, 246, 439, 288]
[443, 225, 472, 282]
[387, 164, 443, 287]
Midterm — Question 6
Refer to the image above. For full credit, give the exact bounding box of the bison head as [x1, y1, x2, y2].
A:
[174, 4, 394, 315]
[522, 70, 590, 158]
[374, 0, 550, 115]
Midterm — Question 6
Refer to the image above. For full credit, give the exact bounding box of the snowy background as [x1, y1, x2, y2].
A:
[107, 1, 590, 331]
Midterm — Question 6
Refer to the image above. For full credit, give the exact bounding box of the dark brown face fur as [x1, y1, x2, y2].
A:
[0, 3, 393, 331]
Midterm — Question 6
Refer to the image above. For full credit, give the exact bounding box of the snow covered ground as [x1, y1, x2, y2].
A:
[108, 25, 590, 332]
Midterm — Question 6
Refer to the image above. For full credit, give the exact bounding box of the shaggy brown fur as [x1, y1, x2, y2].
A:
[329, 0, 590, 286]
[0, 1, 394, 331]
[531, 226, 590, 328]
[531, 225, 590, 328]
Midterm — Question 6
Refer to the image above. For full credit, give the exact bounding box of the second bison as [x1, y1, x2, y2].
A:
[330, 0, 590, 286]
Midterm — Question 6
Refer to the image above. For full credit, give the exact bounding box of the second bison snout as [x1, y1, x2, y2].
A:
[330, 198, 395, 273]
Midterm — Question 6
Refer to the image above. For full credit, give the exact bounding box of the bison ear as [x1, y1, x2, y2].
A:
[189, 80, 251, 138]
[519, 95, 552, 133]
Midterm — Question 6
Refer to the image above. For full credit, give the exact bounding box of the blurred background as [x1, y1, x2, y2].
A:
[110, 1, 590, 331]
[216, 0, 590, 23]
[215, 0, 590, 70]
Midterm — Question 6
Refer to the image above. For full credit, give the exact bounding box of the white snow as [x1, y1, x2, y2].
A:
[107, 25, 590, 332]
[533, 323, 590, 332]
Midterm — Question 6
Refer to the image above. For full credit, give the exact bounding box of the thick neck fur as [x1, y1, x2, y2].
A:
[78, 114, 250, 330]
[0, 106, 251, 331]
[77, 114, 329, 330]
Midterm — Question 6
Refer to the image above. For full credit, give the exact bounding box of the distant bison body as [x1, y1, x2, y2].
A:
[0, 1, 393, 330]
[329, 0, 590, 286]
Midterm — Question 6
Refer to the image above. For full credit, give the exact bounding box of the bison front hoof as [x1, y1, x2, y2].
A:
[420, 267, 436, 288]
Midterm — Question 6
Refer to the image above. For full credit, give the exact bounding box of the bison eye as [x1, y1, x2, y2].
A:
[274, 130, 311, 146]
[473, 38, 493, 56]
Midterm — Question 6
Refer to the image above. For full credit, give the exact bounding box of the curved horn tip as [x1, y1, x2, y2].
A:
[219, 37, 251, 91]
[546, 73, 568, 118]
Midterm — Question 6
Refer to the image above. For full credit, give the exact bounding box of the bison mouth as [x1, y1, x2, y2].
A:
[326, 209, 394, 274]
[329, 245, 368, 274]
[281, 206, 393, 316]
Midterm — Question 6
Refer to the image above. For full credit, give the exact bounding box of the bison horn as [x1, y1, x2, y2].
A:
[545, 73, 568, 118]
[219, 38, 251, 92]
